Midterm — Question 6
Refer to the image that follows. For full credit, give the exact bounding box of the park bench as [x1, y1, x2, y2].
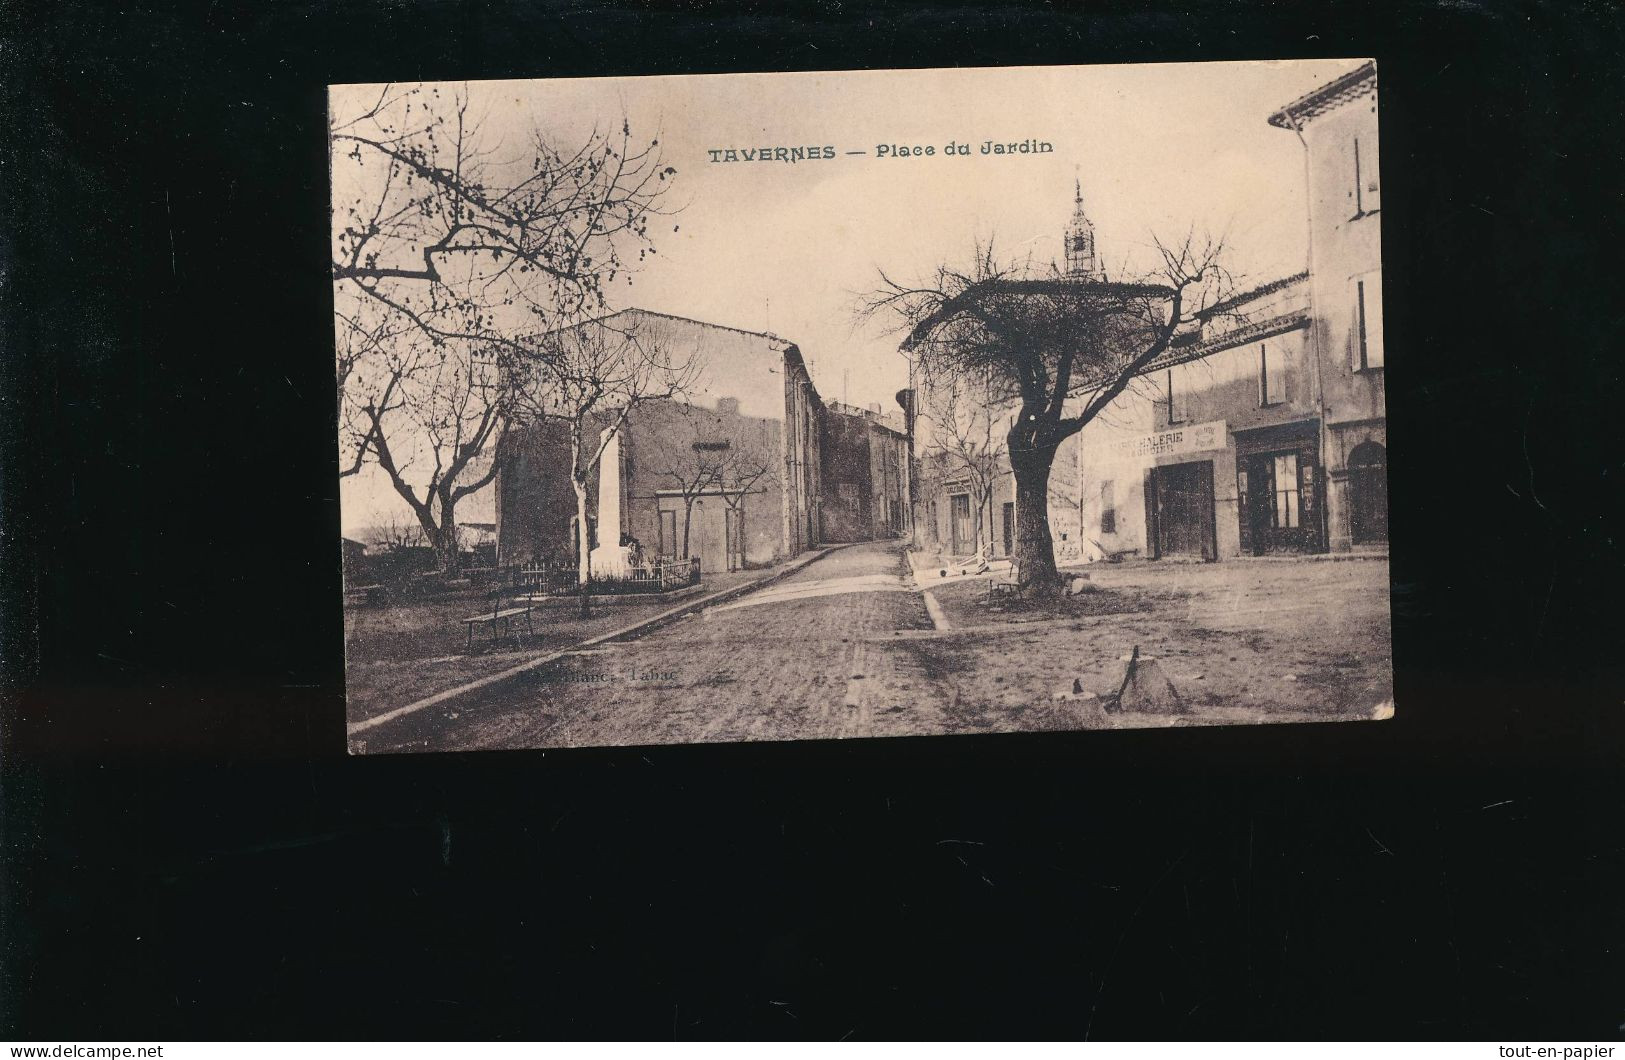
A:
[462, 588, 536, 651]
[988, 558, 1028, 603]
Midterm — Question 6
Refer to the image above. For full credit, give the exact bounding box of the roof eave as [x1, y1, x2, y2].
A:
[1268, 61, 1378, 130]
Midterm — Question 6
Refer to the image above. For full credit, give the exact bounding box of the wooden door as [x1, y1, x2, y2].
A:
[1152, 462, 1216, 561]
[658, 509, 678, 560]
[1348, 442, 1388, 544]
[950, 494, 972, 555]
[691, 501, 728, 575]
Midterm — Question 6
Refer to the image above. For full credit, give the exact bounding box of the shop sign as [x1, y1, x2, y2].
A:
[1111, 420, 1228, 461]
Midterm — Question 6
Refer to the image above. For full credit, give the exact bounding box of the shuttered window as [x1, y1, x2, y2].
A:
[1354, 273, 1385, 370]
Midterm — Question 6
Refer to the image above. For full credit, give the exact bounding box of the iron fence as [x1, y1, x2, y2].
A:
[513, 557, 700, 596]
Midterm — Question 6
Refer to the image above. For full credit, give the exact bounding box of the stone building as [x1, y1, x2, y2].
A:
[1074, 272, 1317, 561]
[1072, 60, 1386, 560]
[819, 401, 910, 544]
[496, 308, 908, 575]
[913, 61, 1387, 564]
[1269, 59, 1387, 550]
[495, 309, 823, 573]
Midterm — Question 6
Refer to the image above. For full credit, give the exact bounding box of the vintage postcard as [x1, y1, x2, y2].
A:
[333, 60, 1393, 754]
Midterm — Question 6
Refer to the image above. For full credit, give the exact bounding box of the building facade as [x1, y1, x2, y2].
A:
[819, 401, 910, 544]
[496, 309, 823, 572]
[1079, 62, 1386, 561]
[1270, 60, 1387, 550]
[497, 308, 906, 574]
[912, 61, 1386, 565]
[1074, 273, 1318, 561]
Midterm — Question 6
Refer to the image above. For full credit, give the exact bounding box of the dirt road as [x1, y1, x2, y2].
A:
[356, 542, 1392, 753]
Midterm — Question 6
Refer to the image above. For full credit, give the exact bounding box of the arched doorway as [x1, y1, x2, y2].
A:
[1348, 441, 1388, 545]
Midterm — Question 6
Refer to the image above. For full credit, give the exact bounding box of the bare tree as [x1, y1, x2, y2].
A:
[339, 328, 511, 572]
[331, 83, 675, 362]
[918, 368, 1008, 557]
[713, 444, 773, 568]
[330, 83, 678, 571]
[658, 413, 774, 565]
[517, 316, 698, 614]
[865, 234, 1235, 594]
[366, 512, 427, 552]
[335, 302, 414, 479]
[717, 449, 773, 513]
[663, 437, 728, 561]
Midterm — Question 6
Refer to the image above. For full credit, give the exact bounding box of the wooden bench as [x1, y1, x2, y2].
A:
[462, 589, 536, 651]
[988, 558, 1028, 603]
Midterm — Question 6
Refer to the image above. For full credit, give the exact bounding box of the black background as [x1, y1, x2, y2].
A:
[3, 0, 1623, 1041]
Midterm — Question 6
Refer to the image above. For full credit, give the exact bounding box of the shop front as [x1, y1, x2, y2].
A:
[1234, 420, 1325, 555]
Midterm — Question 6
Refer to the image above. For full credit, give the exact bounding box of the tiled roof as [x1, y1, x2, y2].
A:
[1268, 61, 1377, 130]
[1198, 271, 1309, 321]
[589, 307, 790, 347]
[1141, 311, 1311, 374]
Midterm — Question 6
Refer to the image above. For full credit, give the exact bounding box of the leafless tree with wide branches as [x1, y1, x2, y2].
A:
[917, 368, 1008, 557]
[331, 82, 678, 571]
[863, 232, 1238, 595]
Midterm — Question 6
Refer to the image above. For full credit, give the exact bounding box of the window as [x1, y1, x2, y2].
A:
[950, 493, 973, 554]
[1099, 480, 1117, 534]
[1271, 453, 1300, 529]
[1258, 342, 1286, 406]
[1353, 135, 1364, 215]
[1354, 273, 1385, 370]
[1163, 369, 1186, 424]
[1353, 131, 1381, 216]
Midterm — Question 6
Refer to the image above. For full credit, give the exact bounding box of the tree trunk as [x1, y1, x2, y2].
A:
[1010, 441, 1062, 595]
[437, 528, 460, 574]
[972, 487, 986, 555]
[440, 495, 460, 573]
[421, 507, 460, 575]
[573, 474, 592, 617]
[414, 511, 446, 573]
[681, 500, 695, 558]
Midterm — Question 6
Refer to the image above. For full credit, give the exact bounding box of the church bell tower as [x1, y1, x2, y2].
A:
[1065, 175, 1105, 282]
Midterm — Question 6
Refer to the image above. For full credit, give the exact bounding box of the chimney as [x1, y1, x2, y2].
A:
[716, 396, 740, 416]
[867, 403, 882, 415]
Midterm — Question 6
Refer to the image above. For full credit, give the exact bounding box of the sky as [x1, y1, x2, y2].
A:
[332, 58, 1366, 535]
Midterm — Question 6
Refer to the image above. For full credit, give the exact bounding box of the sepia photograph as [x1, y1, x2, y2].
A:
[333, 60, 1393, 754]
[16, 0, 1625, 1039]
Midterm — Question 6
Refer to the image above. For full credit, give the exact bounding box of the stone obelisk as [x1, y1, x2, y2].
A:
[589, 426, 632, 579]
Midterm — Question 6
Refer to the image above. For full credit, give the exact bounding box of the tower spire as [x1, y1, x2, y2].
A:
[1064, 168, 1103, 282]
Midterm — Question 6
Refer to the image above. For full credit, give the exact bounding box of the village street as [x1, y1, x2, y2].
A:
[355, 541, 1393, 754]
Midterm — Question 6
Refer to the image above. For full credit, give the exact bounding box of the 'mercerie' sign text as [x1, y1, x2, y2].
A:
[1112, 420, 1228, 460]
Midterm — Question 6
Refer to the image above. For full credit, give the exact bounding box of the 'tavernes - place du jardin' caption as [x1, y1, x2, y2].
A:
[706, 138, 1056, 163]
